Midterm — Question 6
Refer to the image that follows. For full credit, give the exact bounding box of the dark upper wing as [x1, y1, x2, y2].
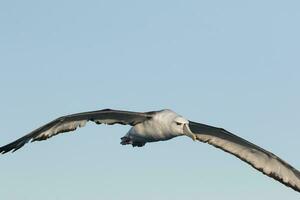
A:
[187, 120, 300, 193]
[0, 109, 154, 154]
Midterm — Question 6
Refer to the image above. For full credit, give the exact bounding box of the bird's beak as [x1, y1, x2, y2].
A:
[183, 123, 197, 141]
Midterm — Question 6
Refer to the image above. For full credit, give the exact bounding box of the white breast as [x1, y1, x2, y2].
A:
[127, 109, 182, 143]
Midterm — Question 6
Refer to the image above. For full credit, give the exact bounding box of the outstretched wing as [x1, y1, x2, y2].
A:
[187, 121, 300, 193]
[0, 109, 154, 154]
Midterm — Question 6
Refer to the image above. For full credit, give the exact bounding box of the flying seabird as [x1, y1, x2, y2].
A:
[0, 108, 299, 192]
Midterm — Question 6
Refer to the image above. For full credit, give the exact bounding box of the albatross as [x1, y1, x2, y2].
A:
[0, 108, 299, 192]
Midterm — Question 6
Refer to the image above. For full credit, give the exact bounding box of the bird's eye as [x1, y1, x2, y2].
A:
[176, 122, 182, 126]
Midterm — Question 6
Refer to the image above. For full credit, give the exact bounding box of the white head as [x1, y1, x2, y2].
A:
[155, 109, 197, 140]
[171, 116, 188, 133]
[171, 116, 196, 140]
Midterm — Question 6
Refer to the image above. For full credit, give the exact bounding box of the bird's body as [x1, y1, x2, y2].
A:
[0, 108, 299, 193]
[121, 109, 188, 146]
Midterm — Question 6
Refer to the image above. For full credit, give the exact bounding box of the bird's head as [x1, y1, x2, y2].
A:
[172, 116, 197, 140]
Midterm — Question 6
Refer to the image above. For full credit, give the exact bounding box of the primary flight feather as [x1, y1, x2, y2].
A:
[0, 108, 299, 193]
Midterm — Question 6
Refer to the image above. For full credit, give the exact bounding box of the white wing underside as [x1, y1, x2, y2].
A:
[33, 119, 123, 141]
[0, 109, 154, 154]
[188, 121, 300, 192]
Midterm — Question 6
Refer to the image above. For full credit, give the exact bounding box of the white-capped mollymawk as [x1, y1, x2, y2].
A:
[0, 108, 299, 192]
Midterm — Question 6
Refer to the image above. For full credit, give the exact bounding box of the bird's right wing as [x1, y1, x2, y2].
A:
[185, 121, 300, 193]
[0, 109, 155, 154]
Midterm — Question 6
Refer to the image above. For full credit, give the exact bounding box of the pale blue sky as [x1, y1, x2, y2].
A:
[0, 0, 300, 199]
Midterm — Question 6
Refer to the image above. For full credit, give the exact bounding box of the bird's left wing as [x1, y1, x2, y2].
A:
[0, 109, 154, 154]
[185, 121, 300, 193]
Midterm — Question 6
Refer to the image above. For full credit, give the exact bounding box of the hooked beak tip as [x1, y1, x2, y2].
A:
[183, 123, 197, 141]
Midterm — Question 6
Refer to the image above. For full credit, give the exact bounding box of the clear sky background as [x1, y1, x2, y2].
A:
[0, 0, 300, 199]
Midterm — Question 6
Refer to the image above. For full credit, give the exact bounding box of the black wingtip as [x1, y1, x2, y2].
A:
[0, 137, 31, 155]
[0, 146, 13, 154]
